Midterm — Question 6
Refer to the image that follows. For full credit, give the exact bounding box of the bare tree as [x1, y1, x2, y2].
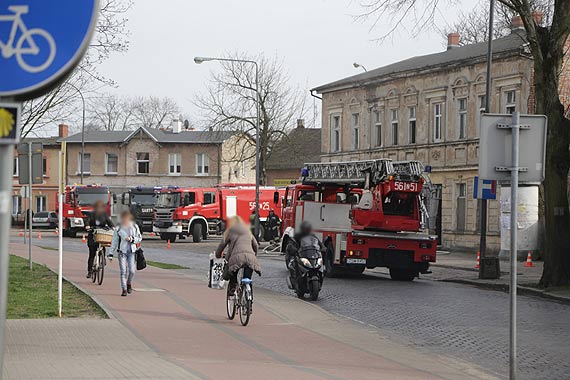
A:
[131, 96, 180, 129]
[21, 0, 133, 137]
[194, 53, 308, 184]
[357, 0, 570, 287]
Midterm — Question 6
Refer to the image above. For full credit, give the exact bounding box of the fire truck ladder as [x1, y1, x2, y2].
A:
[302, 159, 425, 186]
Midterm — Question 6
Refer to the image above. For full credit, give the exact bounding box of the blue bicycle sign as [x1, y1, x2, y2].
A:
[0, 6, 56, 73]
[0, 1, 99, 99]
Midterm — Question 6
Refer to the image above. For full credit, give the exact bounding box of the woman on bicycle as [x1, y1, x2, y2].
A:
[215, 216, 261, 294]
[85, 200, 114, 279]
[109, 210, 142, 296]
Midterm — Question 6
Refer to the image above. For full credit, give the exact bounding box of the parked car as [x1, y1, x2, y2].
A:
[32, 211, 58, 228]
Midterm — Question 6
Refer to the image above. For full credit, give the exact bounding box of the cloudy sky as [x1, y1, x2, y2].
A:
[98, 0, 474, 126]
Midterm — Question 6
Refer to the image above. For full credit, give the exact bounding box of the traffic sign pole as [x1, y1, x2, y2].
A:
[28, 142, 33, 270]
[58, 152, 63, 318]
[0, 145, 13, 380]
[509, 112, 520, 380]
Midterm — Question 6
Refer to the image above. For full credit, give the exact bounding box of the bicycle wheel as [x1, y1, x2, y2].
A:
[226, 291, 237, 320]
[16, 28, 56, 73]
[97, 249, 105, 286]
[239, 286, 252, 326]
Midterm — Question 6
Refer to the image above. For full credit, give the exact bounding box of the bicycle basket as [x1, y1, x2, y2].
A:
[94, 229, 114, 247]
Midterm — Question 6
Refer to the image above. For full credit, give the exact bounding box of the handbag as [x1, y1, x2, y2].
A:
[208, 253, 226, 289]
[135, 248, 147, 271]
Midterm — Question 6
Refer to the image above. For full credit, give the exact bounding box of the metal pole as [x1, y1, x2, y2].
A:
[0, 145, 15, 380]
[58, 152, 63, 318]
[75, 87, 86, 185]
[479, 0, 495, 278]
[509, 112, 520, 380]
[28, 142, 32, 270]
[254, 62, 261, 240]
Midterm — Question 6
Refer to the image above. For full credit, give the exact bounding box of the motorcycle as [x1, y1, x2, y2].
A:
[286, 237, 324, 301]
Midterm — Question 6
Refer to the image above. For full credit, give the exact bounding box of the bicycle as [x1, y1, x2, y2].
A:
[0, 5, 56, 73]
[226, 267, 254, 326]
[92, 229, 113, 286]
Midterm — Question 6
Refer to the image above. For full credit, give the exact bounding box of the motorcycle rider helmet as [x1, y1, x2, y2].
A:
[300, 221, 312, 235]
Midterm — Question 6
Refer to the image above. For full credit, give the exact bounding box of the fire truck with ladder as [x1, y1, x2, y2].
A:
[58, 185, 113, 238]
[281, 159, 437, 281]
[153, 184, 285, 242]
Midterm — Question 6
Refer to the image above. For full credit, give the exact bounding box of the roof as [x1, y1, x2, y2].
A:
[266, 128, 322, 170]
[59, 127, 237, 144]
[21, 136, 61, 147]
[313, 31, 529, 93]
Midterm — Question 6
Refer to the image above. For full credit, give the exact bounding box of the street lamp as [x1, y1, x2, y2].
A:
[353, 62, 367, 72]
[69, 83, 86, 184]
[194, 56, 261, 239]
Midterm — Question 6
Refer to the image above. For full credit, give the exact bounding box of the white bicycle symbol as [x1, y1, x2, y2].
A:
[0, 5, 56, 73]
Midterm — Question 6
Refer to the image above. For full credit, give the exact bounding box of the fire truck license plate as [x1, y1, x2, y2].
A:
[394, 182, 418, 192]
[346, 258, 366, 264]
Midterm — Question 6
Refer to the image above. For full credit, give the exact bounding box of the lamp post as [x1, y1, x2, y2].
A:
[353, 62, 367, 72]
[69, 83, 86, 184]
[194, 56, 261, 239]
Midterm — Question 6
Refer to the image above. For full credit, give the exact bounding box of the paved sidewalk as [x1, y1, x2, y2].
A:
[6, 242, 500, 380]
[430, 251, 570, 302]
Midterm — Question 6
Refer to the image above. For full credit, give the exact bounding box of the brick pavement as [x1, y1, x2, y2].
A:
[5, 242, 499, 380]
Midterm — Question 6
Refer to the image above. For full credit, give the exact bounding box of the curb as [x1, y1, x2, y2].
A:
[440, 278, 570, 305]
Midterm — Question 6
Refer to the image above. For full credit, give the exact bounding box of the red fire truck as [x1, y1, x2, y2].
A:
[281, 160, 437, 281]
[58, 185, 113, 238]
[153, 185, 285, 242]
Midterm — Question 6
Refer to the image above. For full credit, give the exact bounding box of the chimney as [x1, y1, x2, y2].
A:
[532, 11, 544, 26]
[511, 16, 524, 31]
[447, 33, 460, 50]
[296, 119, 305, 129]
[58, 124, 69, 138]
[171, 119, 182, 133]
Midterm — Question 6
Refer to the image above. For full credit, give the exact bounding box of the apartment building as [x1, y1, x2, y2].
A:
[61, 126, 256, 188]
[312, 21, 569, 252]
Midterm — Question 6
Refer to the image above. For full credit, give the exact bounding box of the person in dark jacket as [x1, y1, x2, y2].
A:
[266, 209, 281, 243]
[286, 221, 325, 272]
[215, 216, 261, 294]
[85, 200, 114, 278]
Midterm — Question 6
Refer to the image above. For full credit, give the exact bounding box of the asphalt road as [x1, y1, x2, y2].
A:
[14, 231, 570, 380]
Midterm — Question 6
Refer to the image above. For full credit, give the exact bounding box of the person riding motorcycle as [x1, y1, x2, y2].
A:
[85, 200, 114, 278]
[286, 221, 325, 277]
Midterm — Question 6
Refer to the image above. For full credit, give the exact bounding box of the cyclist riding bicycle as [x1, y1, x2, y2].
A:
[215, 216, 262, 295]
[85, 200, 114, 278]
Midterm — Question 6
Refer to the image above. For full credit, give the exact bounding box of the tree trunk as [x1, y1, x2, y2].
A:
[535, 43, 570, 287]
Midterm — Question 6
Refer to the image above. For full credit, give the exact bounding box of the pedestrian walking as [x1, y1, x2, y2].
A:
[85, 200, 114, 278]
[109, 210, 142, 296]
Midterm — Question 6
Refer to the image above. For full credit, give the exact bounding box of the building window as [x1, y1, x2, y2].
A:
[373, 111, 382, 147]
[136, 152, 150, 175]
[105, 153, 118, 175]
[433, 103, 443, 142]
[78, 153, 91, 175]
[505, 91, 516, 114]
[331, 115, 341, 152]
[36, 195, 47, 213]
[13, 157, 18, 177]
[168, 153, 181, 175]
[391, 109, 398, 146]
[11, 196, 21, 215]
[479, 95, 487, 113]
[196, 153, 209, 175]
[408, 106, 416, 144]
[42, 157, 47, 177]
[456, 183, 466, 232]
[458, 98, 467, 139]
[351, 113, 359, 150]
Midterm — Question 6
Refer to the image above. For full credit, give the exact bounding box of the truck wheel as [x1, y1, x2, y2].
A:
[160, 233, 168, 241]
[168, 233, 177, 243]
[389, 268, 416, 281]
[324, 243, 339, 278]
[192, 223, 203, 243]
[67, 227, 77, 238]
